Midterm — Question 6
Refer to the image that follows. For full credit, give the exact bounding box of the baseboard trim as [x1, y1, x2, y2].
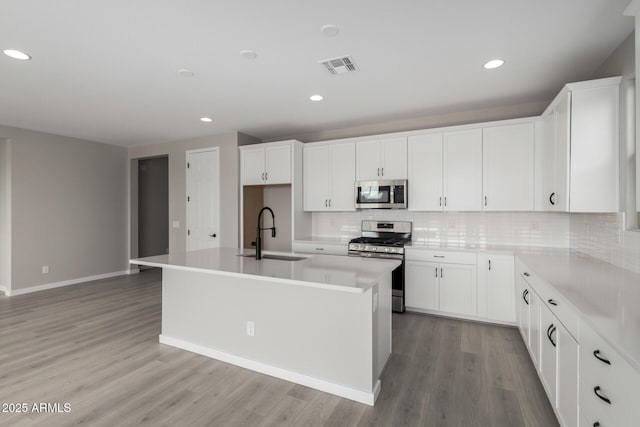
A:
[128, 268, 140, 274]
[7, 270, 131, 296]
[406, 307, 517, 327]
[0, 286, 7, 296]
[159, 334, 379, 406]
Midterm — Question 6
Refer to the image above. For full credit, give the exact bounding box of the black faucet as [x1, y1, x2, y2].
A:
[255, 207, 276, 260]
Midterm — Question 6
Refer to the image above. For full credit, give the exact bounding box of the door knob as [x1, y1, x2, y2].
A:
[209, 233, 217, 238]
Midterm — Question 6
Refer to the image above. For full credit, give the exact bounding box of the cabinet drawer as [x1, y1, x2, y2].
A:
[533, 278, 579, 339]
[292, 241, 347, 256]
[579, 322, 640, 427]
[405, 249, 477, 264]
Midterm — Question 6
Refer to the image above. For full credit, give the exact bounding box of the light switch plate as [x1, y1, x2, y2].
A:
[172, 220, 180, 229]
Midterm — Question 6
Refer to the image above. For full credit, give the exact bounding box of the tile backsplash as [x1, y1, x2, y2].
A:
[570, 213, 640, 274]
[312, 211, 640, 274]
[312, 211, 571, 248]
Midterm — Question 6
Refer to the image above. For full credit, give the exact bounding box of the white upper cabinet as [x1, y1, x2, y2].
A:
[539, 77, 620, 212]
[356, 137, 407, 181]
[443, 128, 483, 211]
[303, 142, 355, 211]
[241, 143, 292, 186]
[482, 123, 534, 211]
[265, 145, 292, 184]
[241, 146, 267, 185]
[303, 145, 330, 211]
[408, 133, 443, 211]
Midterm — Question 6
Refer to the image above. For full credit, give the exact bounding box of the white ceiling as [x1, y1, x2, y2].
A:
[0, 0, 634, 147]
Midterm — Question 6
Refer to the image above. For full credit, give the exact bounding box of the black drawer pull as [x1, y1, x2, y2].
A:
[548, 299, 558, 306]
[546, 324, 556, 347]
[593, 423, 600, 427]
[593, 350, 611, 366]
[523, 272, 531, 277]
[593, 386, 611, 405]
[522, 289, 529, 305]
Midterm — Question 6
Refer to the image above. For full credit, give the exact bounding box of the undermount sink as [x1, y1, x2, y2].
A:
[238, 253, 308, 261]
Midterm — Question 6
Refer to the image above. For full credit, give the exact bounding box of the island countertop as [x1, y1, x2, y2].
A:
[130, 247, 401, 294]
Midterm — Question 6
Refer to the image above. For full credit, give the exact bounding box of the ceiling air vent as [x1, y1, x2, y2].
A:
[319, 55, 359, 75]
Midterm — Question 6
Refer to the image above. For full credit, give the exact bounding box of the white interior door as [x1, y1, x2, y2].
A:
[186, 148, 220, 251]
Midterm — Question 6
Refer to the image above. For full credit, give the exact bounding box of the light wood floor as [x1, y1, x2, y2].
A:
[0, 269, 558, 427]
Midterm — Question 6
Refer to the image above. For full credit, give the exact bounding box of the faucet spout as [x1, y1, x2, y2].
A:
[256, 207, 276, 260]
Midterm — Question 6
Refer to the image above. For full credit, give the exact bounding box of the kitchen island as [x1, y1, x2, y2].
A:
[129, 247, 400, 405]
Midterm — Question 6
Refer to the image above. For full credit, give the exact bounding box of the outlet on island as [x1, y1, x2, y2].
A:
[246, 320, 255, 337]
[41, 265, 49, 274]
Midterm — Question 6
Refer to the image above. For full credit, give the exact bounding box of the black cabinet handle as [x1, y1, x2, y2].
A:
[546, 324, 556, 347]
[488, 260, 492, 271]
[548, 299, 558, 306]
[208, 233, 217, 238]
[593, 350, 611, 366]
[435, 267, 438, 278]
[484, 196, 488, 207]
[593, 423, 600, 427]
[522, 289, 529, 305]
[523, 272, 531, 277]
[440, 267, 443, 278]
[549, 192, 556, 205]
[593, 386, 611, 405]
[439, 197, 442, 207]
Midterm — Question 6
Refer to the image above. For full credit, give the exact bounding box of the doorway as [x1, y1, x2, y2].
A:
[138, 156, 169, 259]
[186, 148, 220, 251]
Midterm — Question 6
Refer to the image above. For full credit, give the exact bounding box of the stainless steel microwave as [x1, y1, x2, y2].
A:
[355, 180, 407, 209]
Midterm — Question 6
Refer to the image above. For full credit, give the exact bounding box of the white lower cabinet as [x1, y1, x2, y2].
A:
[579, 322, 640, 427]
[557, 324, 578, 427]
[478, 254, 515, 323]
[405, 249, 477, 317]
[405, 260, 439, 311]
[540, 301, 558, 404]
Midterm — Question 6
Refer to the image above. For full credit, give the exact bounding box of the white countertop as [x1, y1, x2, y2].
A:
[514, 248, 640, 372]
[130, 247, 400, 294]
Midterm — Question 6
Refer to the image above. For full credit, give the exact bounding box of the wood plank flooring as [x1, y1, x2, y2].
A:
[0, 269, 558, 427]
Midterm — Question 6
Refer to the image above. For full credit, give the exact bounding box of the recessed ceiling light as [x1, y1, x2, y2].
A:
[200, 117, 213, 123]
[3, 49, 31, 60]
[309, 94, 324, 102]
[320, 24, 340, 37]
[240, 50, 257, 60]
[483, 59, 505, 69]
[177, 69, 194, 77]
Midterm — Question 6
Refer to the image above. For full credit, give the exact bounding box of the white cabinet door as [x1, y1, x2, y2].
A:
[408, 133, 443, 211]
[482, 123, 534, 211]
[380, 137, 407, 179]
[265, 145, 291, 184]
[405, 261, 439, 311]
[443, 129, 482, 211]
[241, 147, 265, 185]
[303, 145, 329, 211]
[540, 111, 556, 211]
[356, 139, 381, 181]
[570, 84, 620, 213]
[540, 302, 557, 403]
[485, 255, 515, 323]
[557, 324, 578, 427]
[328, 143, 356, 210]
[517, 274, 530, 344]
[439, 264, 477, 316]
[553, 93, 571, 212]
[529, 289, 541, 368]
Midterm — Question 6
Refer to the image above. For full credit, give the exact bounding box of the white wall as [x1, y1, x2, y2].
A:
[0, 139, 10, 293]
[0, 125, 129, 292]
[129, 132, 260, 255]
[264, 101, 549, 143]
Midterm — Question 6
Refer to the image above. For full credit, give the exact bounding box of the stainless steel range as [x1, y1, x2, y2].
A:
[348, 220, 412, 312]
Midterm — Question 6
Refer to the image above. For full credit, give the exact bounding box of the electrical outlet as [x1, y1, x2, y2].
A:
[172, 220, 180, 229]
[41, 266, 49, 274]
[246, 321, 255, 337]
